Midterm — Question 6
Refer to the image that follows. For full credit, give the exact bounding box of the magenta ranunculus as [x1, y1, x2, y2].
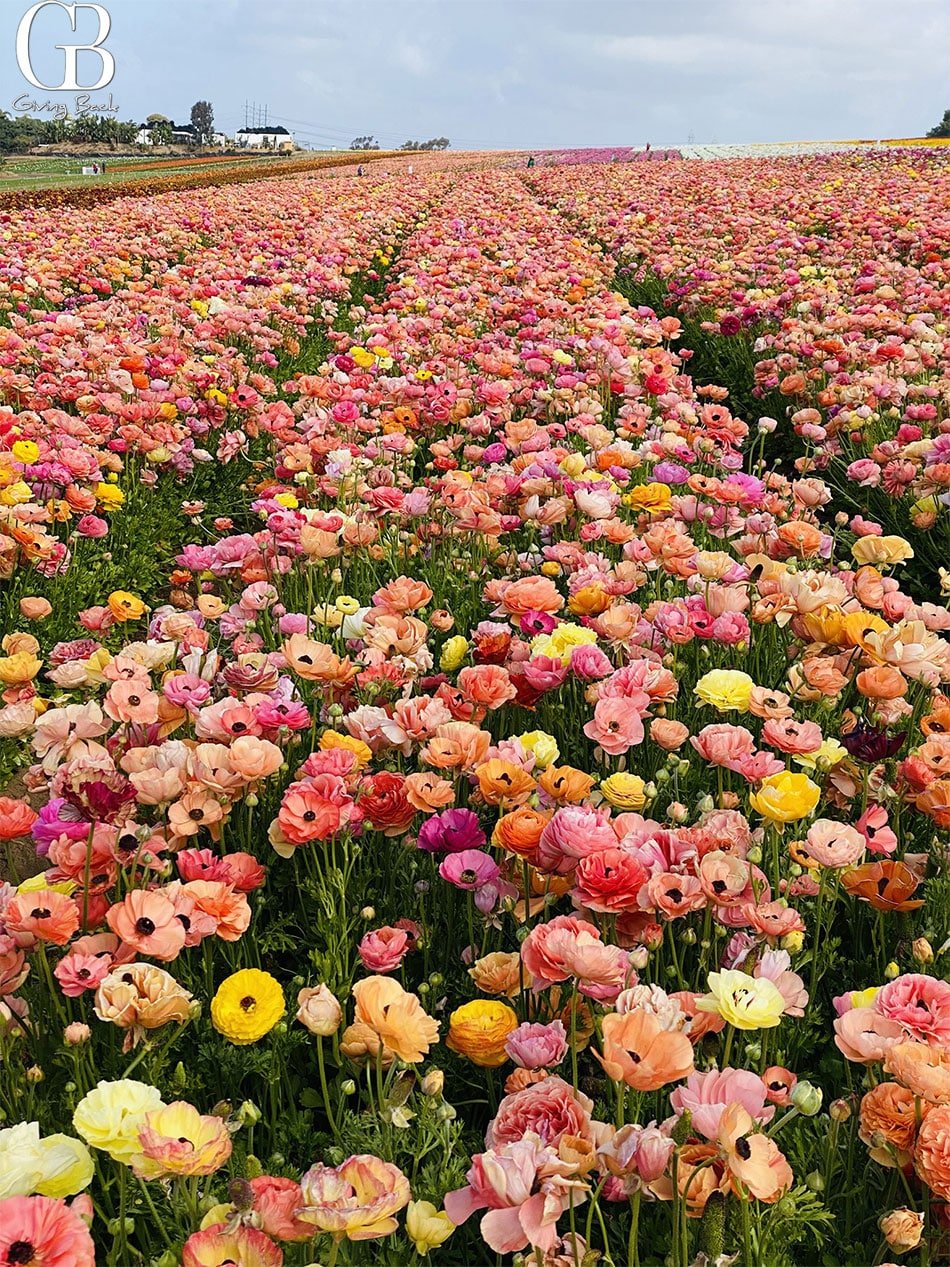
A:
[417, 808, 486, 854]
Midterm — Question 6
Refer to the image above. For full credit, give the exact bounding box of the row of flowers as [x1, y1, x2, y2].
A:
[0, 162, 948, 1265]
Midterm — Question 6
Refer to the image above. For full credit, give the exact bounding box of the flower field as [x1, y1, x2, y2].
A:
[2, 150, 950, 1265]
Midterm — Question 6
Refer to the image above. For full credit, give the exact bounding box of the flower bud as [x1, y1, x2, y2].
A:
[913, 938, 934, 965]
[885, 960, 900, 980]
[421, 1069, 445, 1098]
[64, 1022, 91, 1046]
[296, 984, 342, 1037]
[238, 1100, 262, 1126]
[790, 1081, 822, 1116]
[341, 1079, 357, 1095]
[360, 906, 375, 920]
[830, 1098, 851, 1123]
[26, 1066, 43, 1084]
[805, 1170, 824, 1192]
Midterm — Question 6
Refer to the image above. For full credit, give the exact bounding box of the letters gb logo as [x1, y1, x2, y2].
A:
[16, 2, 115, 92]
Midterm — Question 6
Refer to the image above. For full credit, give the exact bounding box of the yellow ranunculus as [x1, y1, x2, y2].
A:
[749, 771, 821, 823]
[11, 440, 39, 465]
[531, 623, 598, 666]
[627, 481, 672, 514]
[94, 482, 125, 510]
[439, 635, 469, 671]
[518, 730, 559, 769]
[445, 999, 518, 1067]
[694, 668, 755, 713]
[600, 772, 647, 810]
[406, 1200, 456, 1256]
[851, 535, 914, 567]
[794, 738, 847, 772]
[107, 591, 146, 622]
[0, 481, 33, 506]
[18, 872, 76, 897]
[0, 651, 41, 684]
[274, 491, 299, 510]
[696, 970, 785, 1030]
[211, 969, 285, 1046]
[319, 729, 372, 770]
[335, 594, 361, 615]
[73, 1079, 165, 1164]
[35, 1133, 95, 1198]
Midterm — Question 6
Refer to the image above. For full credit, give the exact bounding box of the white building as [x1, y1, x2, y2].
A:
[235, 125, 294, 151]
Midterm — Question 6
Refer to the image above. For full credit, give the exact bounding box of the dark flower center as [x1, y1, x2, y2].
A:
[189, 808, 204, 821]
[7, 1243, 35, 1265]
[668, 888, 683, 903]
[135, 917, 156, 935]
[735, 1136, 752, 1160]
[30, 908, 50, 920]
[240, 995, 256, 1011]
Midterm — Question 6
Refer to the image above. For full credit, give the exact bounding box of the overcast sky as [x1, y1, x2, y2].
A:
[3, 0, 946, 148]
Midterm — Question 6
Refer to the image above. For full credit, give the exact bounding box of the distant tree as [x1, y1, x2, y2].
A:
[928, 109, 950, 138]
[190, 101, 215, 145]
[146, 113, 169, 124]
[149, 120, 173, 146]
[351, 135, 380, 150]
[401, 136, 450, 151]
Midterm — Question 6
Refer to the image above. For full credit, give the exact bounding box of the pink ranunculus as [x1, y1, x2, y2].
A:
[583, 697, 645, 755]
[670, 1067, 775, 1139]
[875, 973, 950, 1046]
[487, 1076, 597, 1148]
[444, 1132, 588, 1255]
[505, 1020, 569, 1070]
[358, 926, 412, 974]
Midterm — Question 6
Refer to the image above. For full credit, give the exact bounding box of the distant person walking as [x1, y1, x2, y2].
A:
[356, 164, 364, 176]
[527, 155, 535, 168]
[407, 163, 414, 176]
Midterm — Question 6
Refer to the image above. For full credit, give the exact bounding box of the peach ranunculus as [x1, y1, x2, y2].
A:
[298, 1154, 410, 1241]
[913, 1104, 950, 1200]
[94, 962, 193, 1050]
[596, 1010, 694, 1090]
[4, 889, 79, 947]
[469, 951, 528, 998]
[718, 1103, 793, 1202]
[886, 1042, 950, 1104]
[106, 889, 187, 961]
[341, 975, 438, 1065]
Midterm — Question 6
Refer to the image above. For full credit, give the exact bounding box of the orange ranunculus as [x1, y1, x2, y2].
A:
[859, 1082, 929, 1167]
[886, 1043, 950, 1105]
[474, 759, 537, 806]
[568, 586, 613, 617]
[841, 861, 925, 912]
[537, 765, 596, 804]
[921, 708, 950, 738]
[0, 796, 37, 840]
[916, 779, 950, 827]
[776, 521, 823, 559]
[421, 721, 492, 772]
[493, 806, 550, 860]
[595, 1010, 694, 1091]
